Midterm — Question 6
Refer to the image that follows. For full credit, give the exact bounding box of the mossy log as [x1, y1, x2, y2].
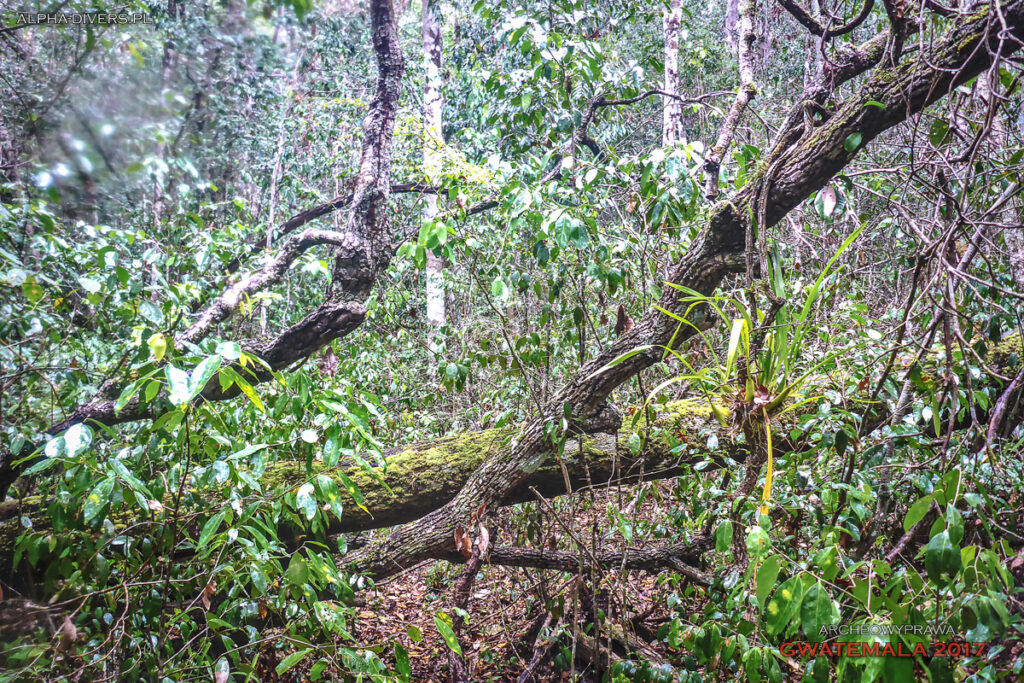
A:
[1, 334, 1018, 575]
[0, 399, 736, 563]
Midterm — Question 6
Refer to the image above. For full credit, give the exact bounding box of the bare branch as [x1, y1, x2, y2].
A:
[703, 0, 759, 199]
[776, 0, 876, 38]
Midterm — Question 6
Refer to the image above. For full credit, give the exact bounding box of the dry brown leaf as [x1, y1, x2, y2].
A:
[58, 615, 77, 652]
[202, 581, 216, 611]
[455, 524, 473, 559]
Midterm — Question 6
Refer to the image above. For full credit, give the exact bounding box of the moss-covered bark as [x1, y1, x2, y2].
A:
[0, 399, 734, 559]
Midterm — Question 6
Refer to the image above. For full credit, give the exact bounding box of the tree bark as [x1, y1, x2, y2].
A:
[422, 0, 446, 347]
[662, 0, 685, 146]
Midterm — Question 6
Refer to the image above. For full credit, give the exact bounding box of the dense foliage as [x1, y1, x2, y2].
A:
[1, 0, 1023, 681]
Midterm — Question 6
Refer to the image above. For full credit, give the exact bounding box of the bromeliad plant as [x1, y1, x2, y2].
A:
[635, 223, 867, 515]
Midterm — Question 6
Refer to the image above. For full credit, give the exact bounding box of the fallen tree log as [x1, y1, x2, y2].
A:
[2, 326, 1020, 587]
[5, 2, 1023, 591]
[0, 399, 735, 572]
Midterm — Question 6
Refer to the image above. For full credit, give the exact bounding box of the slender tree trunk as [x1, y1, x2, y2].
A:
[703, 0, 757, 199]
[724, 0, 739, 52]
[152, 0, 179, 229]
[422, 0, 445, 350]
[662, 0, 685, 146]
[0, 118, 20, 199]
[260, 50, 305, 334]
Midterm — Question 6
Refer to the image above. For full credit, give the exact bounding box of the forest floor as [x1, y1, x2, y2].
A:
[349, 484, 690, 682]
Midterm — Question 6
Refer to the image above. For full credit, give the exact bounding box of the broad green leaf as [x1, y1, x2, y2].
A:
[108, 458, 151, 498]
[276, 648, 312, 676]
[63, 423, 93, 458]
[114, 379, 142, 415]
[745, 526, 770, 559]
[715, 520, 733, 552]
[800, 581, 840, 641]
[286, 553, 309, 586]
[316, 475, 344, 520]
[756, 555, 781, 611]
[22, 279, 44, 303]
[929, 119, 950, 147]
[310, 659, 329, 682]
[765, 574, 805, 636]
[84, 478, 115, 524]
[925, 530, 961, 587]
[227, 443, 269, 461]
[197, 510, 226, 550]
[394, 643, 411, 679]
[323, 436, 341, 468]
[844, 132, 862, 153]
[434, 614, 462, 655]
[904, 495, 933, 532]
[337, 471, 367, 512]
[834, 429, 848, 458]
[296, 483, 317, 521]
[165, 365, 192, 407]
[190, 356, 222, 399]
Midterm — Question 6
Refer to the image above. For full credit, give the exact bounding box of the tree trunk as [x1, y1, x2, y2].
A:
[662, 0, 685, 146]
[724, 0, 739, 52]
[422, 0, 446, 347]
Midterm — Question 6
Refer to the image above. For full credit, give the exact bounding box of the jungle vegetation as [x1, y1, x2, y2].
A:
[1, 0, 1023, 680]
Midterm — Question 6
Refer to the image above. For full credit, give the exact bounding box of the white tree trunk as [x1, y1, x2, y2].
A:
[662, 0, 684, 146]
[724, 0, 739, 52]
[422, 0, 445, 345]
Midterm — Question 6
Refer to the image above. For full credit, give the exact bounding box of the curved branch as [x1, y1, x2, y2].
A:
[225, 182, 438, 274]
[776, 0, 876, 38]
[183, 228, 362, 345]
